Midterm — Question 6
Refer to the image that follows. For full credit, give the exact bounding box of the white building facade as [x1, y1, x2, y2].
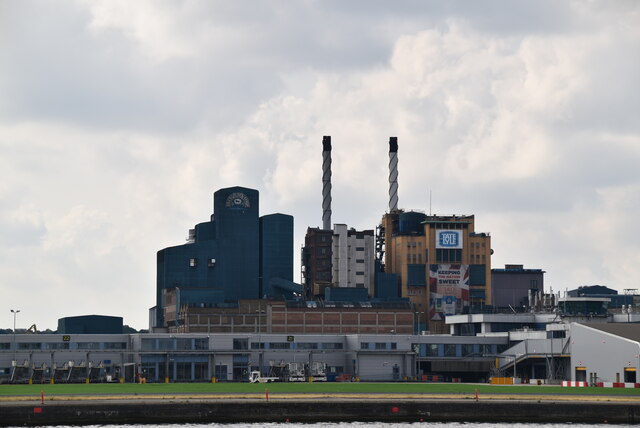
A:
[331, 224, 375, 296]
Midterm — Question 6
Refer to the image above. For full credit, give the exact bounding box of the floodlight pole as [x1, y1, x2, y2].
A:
[10, 309, 20, 365]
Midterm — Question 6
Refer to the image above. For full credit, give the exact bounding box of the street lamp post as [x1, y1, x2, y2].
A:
[10, 309, 20, 365]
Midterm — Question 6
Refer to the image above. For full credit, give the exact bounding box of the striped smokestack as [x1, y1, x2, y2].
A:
[389, 137, 399, 212]
[322, 136, 332, 230]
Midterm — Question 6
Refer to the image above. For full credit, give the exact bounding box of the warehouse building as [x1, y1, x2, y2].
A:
[0, 331, 507, 383]
[569, 323, 639, 385]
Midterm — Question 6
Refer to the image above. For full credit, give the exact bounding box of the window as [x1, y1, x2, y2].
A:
[77, 342, 101, 350]
[461, 344, 473, 356]
[530, 279, 538, 288]
[360, 342, 370, 350]
[375, 342, 386, 350]
[436, 249, 462, 263]
[321, 343, 343, 350]
[176, 339, 191, 350]
[0, 343, 10, 350]
[157, 339, 174, 350]
[355, 247, 365, 251]
[269, 342, 290, 350]
[141, 339, 155, 351]
[233, 338, 249, 350]
[444, 344, 457, 357]
[390, 343, 397, 350]
[104, 342, 127, 350]
[355, 271, 364, 276]
[356, 259, 365, 263]
[251, 342, 265, 349]
[44, 343, 70, 350]
[426, 344, 439, 356]
[189, 258, 197, 267]
[208, 258, 216, 267]
[480, 344, 492, 355]
[18, 342, 42, 350]
[194, 338, 209, 350]
[297, 343, 318, 350]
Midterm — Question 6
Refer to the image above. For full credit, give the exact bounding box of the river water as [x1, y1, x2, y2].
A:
[23, 424, 632, 428]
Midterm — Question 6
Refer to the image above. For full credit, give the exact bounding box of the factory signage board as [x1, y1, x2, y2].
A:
[429, 264, 469, 319]
[435, 230, 463, 249]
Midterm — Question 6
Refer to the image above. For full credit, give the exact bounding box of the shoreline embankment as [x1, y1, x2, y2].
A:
[1, 395, 640, 425]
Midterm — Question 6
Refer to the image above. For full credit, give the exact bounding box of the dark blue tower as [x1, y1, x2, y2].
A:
[260, 213, 294, 297]
[213, 186, 260, 301]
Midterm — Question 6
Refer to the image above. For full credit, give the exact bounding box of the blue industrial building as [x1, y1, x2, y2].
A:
[155, 186, 294, 328]
[57, 315, 123, 334]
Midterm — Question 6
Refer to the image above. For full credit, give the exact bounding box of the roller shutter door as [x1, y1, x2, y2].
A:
[358, 354, 404, 381]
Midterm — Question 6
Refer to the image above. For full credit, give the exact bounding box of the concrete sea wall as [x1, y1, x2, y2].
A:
[1, 399, 639, 425]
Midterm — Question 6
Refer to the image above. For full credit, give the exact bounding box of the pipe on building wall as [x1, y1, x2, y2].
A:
[389, 137, 399, 212]
[322, 136, 332, 230]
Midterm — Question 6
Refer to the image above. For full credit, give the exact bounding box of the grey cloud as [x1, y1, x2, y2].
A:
[1, 1, 639, 329]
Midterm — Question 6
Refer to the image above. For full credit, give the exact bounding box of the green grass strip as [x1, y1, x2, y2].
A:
[1, 382, 639, 397]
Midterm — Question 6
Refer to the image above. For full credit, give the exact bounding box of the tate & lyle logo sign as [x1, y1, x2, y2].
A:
[436, 230, 463, 249]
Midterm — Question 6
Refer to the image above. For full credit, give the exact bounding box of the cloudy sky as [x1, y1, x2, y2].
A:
[1, 1, 639, 330]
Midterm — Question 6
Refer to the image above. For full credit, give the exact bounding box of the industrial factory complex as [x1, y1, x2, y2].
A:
[2, 137, 639, 386]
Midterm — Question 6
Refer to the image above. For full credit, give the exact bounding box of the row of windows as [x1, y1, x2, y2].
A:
[435, 249, 462, 263]
[470, 254, 487, 263]
[428, 223, 468, 230]
[413, 343, 508, 357]
[407, 253, 424, 264]
[360, 342, 398, 350]
[2, 342, 512, 359]
[189, 258, 216, 268]
[249, 342, 344, 350]
[142, 338, 209, 351]
[0, 342, 127, 351]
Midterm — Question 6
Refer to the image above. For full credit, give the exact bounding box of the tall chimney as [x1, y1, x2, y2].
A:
[322, 136, 332, 230]
[389, 137, 399, 212]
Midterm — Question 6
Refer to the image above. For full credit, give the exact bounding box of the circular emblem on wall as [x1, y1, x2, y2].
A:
[225, 192, 250, 209]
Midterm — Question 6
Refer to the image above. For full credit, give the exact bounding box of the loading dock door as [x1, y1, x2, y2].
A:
[575, 366, 586, 382]
[358, 355, 403, 381]
[624, 367, 636, 383]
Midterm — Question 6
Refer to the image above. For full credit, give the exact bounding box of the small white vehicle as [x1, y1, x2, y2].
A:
[249, 370, 280, 383]
[310, 361, 327, 382]
[287, 362, 306, 382]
